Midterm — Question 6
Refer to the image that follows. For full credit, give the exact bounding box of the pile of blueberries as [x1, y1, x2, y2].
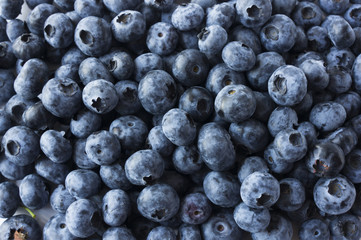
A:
[1, 0, 361, 239]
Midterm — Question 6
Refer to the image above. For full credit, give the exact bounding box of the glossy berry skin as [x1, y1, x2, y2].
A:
[251, 213, 293, 240]
[201, 210, 243, 240]
[268, 65, 307, 107]
[171, 3, 204, 31]
[43, 214, 78, 240]
[305, 141, 345, 178]
[206, 3, 235, 30]
[198, 25, 228, 56]
[264, 142, 294, 174]
[260, 14, 297, 53]
[313, 175, 356, 215]
[42, 77, 82, 118]
[137, 184, 180, 222]
[14, 58, 48, 100]
[109, 115, 148, 152]
[85, 130, 121, 166]
[298, 219, 330, 240]
[299, 59, 329, 91]
[55, 64, 80, 83]
[100, 161, 132, 190]
[44, 13, 74, 49]
[146, 125, 174, 157]
[78, 57, 114, 85]
[309, 102, 347, 132]
[203, 171, 240, 208]
[50, 184, 76, 214]
[235, 0, 272, 28]
[322, 15, 355, 49]
[114, 80, 141, 115]
[112, 10, 146, 43]
[172, 144, 203, 174]
[292, 2, 323, 29]
[35, 156, 70, 184]
[102, 189, 131, 227]
[329, 213, 361, 240]
[0, 181, 20, 218]
[72, 139, 98, 170]
[229, 25, 262, 55]
[82, 79, 118, 114]
[65, 198, 102, 238]
[0, 214, 42, 240]
[241, 171, 280, 209]
[229, 119, 270, 154]
[237, 156, 269, 183]
[65, 169, 101, 199]
[222, 41, 256, 72]
[215, 84, 256, 123]
[2, 125, 40, 166]
[147, 226, 176, 240]
[12, 33, 45, 60]
[70, 108, 102, 138]
[134, 53, 163, 82]
[180, 192, 212, 225]
[276, 178, 306, 212]
[74, 16, 112, 57]
[344, 4, 361, 28]
[146, 22, 178, 56]
[138, 70, 177, 115]
[100, 50, 134, 81]
[162, 108, 197, 146]
[103, 226, 136, 240]
[273, 129, 307, 163]
[172, 49, 209, 87]
[197, 122, 236, 171]
[125, 149, 164, 185]
[74, 0, 104, 18]
[19, 173, 49, 210]
[233, 202, 271, 233]
[327, 65, 352, 94]
[26, 3, 59, 35]
[40, 130, 72, 164]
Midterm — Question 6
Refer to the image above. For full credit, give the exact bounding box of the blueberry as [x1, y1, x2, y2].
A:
[252, 91, 277, 122]
[201, 210, 243, 240]
[147, 226, 176, 240]
[206, 2, 235, 30]
[2, 125, 40, 166]
[240, 171, 280, 209]
[82, 79, 118, 114]
[178, 29, 200, 50]
[0, 0, 23, 19]
[229, 25, 262, 55]
[0, 41, 16, 69]
[43, 13, 74, 49]
[0, 214, 42, 240]
[0, 155, 34, 180]
[50, 184, 76, 214]
[113, 80, 142, 115]
[134, 53, 163, 82]
[100, 50, 134, 81]
[65, 169, 101, 199]
[206, 63, 246, 97]
[14, 58, 49, 100]
[322, 15, 355, 49]
[125, 149, 164, 185]
[327, 65, 352, 94]
[345, 4, 361, 27]
[237, 156, 269, 183]
[198, 25, 228, 56]
[35, 156, 71, 184]
[276, 178, 306, 212]
[0, 109, 12, 136]
[0, 69, 15, 105]
[5, 19, 27, 42]
[260, 14, 297, 53]
[251, 213, 293, 240]
[319, 0, 350, 14]
[85, 130, 121, 166]
[296, 121, 318, 147]
[203, 171, 240, 208]
[180, 192, 212, 225]
[292, 1, 324, 28]
[55, 64, 80, 83]
[43, 214, 78, 240]
[103, 0, 139, 14]
[78, 57, 114, 85]
[146, 125, 174, 157]
[65, 198, 102, 238]
[267, 106, 298, 137]
[329, 213, 361, 240]
[309, 101, 347, 132]
[299, 59, 329, 90]
[26, 3, 59, 35]
[102, 189, 131, 227]
[138, 70, 177, 115]
[273, 128, 307, 162]
[178, 224, 202, 240]
[229, 119, 270, 154]
[103, 226, 136, 240]
[222, 41, 256, 72]
[74, 0, 104, 18]
[342, 149, 361, 183]
[109, 115, 148, 152]
[172, 144, 203, 174]
[53, 0, 74, 12]
[324, 127, 358, 155]
[313, 175, 356, 215]
[40, 130, 72, 164]
[74, 16, 112, 57]
[171, 3, 204, 31]
[197, 122, 236, 171]
[146, 22, 178, 56]
[335, 91, 361, 119]
[61, 47, 87, 66]
[19, 173, 49, 210]
[41, 77, 82, 118]
[137, 183, 180, 222]
[264, 142, 295, 174]
[0, 181, 20, 218]
[12, 33, 45, 61]
[233, 202, 271, 233]
[298, 218, 330, 240]
[307, 26, 331, 52]
[326, 47, 355, 70]
[235, 0, 272, 28]
[305, 141, 345, 178]
[172, 49, 210, 87]
[100, 160, 132, 190]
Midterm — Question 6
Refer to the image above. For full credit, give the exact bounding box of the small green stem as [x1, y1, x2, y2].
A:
[22, 207, 36, 218]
